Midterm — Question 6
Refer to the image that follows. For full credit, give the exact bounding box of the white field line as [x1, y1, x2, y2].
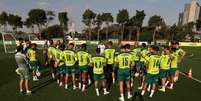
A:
[180, 72, 201, 84]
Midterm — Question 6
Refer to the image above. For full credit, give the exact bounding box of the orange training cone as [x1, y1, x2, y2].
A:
[188, 68, 192, 78]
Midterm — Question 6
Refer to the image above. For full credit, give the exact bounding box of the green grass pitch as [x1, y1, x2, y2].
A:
[0, 45, 201, 101]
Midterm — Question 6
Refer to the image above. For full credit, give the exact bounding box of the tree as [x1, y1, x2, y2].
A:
[116, 9, 129, 40]
[28, 9, 47, 38]
[0, 11, 8, 32]
[46, 10, 55, 28]
[82, 9, 96, 40]
[24, 18, 34, 33]
[58, 12, 69, 32]
[101, 12, 113, 40]
[95, 14, 103, 40]
[7, 14, 23, 32]
[130, 10, 146, 41]
[148, 15, 164, 44]
[41, 24, 64, 39]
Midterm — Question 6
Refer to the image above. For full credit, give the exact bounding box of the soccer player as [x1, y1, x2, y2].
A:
[168, 47, 179, 89]
[57, 44, 66, 87]
[54, 43, 63, 84]
[48, 40, 57, 79]
[63, 43, 77, 90]
[27, 43, 39, 81]
[132, 42, 141, 77]
[77, 44, 92, 91]
[90, 48, 110, 96]
[98, 41, 105, 55]
[138, 43, 149, 90]
[141, 45, 160, 98]
[116, 45, 134, 101]
[104, 41, 116, 84]
[171, 41, 186, 82]
[158, 46, 171, 92]
[15, 46, 31, 95]
[125, 44, 135, 87]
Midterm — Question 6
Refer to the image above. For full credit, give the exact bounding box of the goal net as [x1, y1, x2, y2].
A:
[1, 32, 17, 53]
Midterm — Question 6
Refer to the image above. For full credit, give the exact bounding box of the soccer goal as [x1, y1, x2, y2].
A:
[1, 32, 17, 53]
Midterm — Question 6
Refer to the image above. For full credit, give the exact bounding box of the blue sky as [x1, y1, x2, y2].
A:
[0, 0, 200, 31]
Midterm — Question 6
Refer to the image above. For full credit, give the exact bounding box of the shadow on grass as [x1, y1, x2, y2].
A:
[30, 78, 55, 94]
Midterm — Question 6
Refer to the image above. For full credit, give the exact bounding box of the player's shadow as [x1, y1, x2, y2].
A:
[30, 78, 55, 94]
[132, 92, 145, 101]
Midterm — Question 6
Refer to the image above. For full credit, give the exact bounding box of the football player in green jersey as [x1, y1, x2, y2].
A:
[77, 44, 92, 91]
[171, 41, 186, 82]
[138, 43, 149, 90]
[104, 41, 116, 84]
[141, 45, 160, 98]
[48, 40, 57, 79]
[158, 46, 171, 92]
[168, 47, 179, 90]
[63, 43, 78, 90]
[116, 45, 134, 101]
[57, 44, 66, 87]
[90, 48, 110, 96]
[27, 43, 39, 81]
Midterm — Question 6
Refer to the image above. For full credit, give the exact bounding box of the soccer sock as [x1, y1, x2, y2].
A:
[95, 88, 99, 96]
[162, 86, 165, 90]
[141, 90, 145, 95]
[127, 91, 131, 96]
[165, 81, 169, 87]
[79, 83, 82, 89]
[147, 84, 151, 91]
[170, 83, 174, 89]
[20, 89, 23, 92]
[113, 78, 115, 84]
[88, 79, 91, 85]
[82, 84, 86, 91]
[103, 88, 108, 93]
[120, 93, 124, 98]
[149, 90, 155, 97]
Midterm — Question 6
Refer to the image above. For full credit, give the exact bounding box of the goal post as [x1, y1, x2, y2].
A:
[1, 32, 17, 53]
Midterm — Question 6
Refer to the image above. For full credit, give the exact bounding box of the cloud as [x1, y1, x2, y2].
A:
[37, 1, 49, 9]
[144, 0, 160, 2]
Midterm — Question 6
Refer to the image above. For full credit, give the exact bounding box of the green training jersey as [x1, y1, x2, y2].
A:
[104, 48, 115, 64]
[48, 46, 56, 60]
[170, 52, 178, 68]
[116, 52, 134, 69]
[58, 50, 65, 66]
[145, 55, 160, 74]
[27, 48, 37, 61]
[132, 48, 141, 61]
[91, 55, 106, 74]
[140, 48, 149, 62]
[63, 49, 77, 66]
[160, 54, 171, 70]
[77, 50, 91, 66]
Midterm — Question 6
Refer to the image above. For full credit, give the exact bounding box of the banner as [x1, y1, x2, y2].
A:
[69, 40, 87, 45]
[179, 42, 201, 47]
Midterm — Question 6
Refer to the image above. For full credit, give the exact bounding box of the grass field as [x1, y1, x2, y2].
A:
[0, 45, 201, 101]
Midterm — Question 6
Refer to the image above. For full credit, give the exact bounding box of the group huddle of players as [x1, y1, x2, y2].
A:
[18, 40, 186, 101]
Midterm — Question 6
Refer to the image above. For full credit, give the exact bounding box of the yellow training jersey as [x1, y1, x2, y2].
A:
[91, 55, 106, 74]
[170, 52, 178, 68]
[48, 46, 56, 61]
[77, 50, 91, 66]
[27, 48, 37, 61]
[160, 55, 171, 70]
[104, 48, 115, 64]
[145, 55, 160, 74]
[115, 52, 134, 69]
[63, 49, 77, 66]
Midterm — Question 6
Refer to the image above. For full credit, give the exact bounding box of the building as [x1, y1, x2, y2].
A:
[178, 0, 200, 26]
